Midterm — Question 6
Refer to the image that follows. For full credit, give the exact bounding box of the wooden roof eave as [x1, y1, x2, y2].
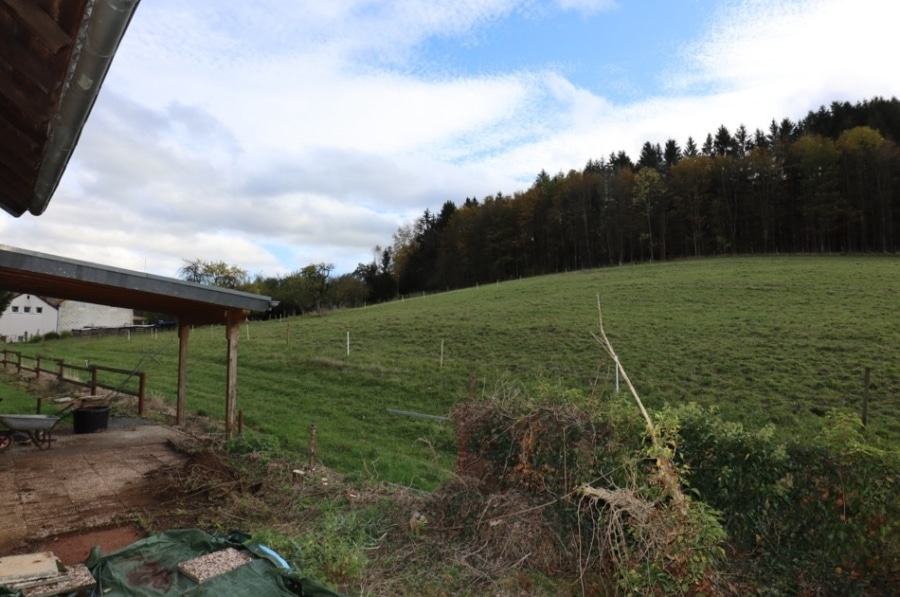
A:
[0, 244, 273, 326]
[28, 0, 142, 217]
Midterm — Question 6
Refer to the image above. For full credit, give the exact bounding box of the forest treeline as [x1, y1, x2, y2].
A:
[390, 97, 900, 295]
[181, 97, 900, 315]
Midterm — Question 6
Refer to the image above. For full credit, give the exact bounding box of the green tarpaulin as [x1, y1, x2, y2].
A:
[1, 529, 343, 597]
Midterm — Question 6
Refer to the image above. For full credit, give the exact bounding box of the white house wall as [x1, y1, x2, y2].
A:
[58, 301, 133, 332]
[0, 295, 58, 341]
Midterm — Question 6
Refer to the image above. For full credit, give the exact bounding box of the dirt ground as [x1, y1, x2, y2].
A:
[33, 526, 146, 565]
[0, 417, 192, 562]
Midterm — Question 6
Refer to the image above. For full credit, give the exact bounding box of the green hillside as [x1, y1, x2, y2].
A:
[3, 255, 899, 488]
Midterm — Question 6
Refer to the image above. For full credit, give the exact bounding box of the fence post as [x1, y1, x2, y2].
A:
[57, 359, 64, 382]
[35, 355, 41, 381]
[138, 372, 146, 416]
[16, 351, 22, 374]
[90, 365, 98, 396]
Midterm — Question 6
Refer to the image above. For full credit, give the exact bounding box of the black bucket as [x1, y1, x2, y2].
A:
[73, 405, 110, 434]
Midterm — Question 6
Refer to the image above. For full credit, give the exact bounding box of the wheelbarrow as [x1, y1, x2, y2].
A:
[0, 397, 71, 452]
[0, 413, 61, 451]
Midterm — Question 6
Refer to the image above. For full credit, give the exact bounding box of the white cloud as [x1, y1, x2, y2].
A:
[672, 0, 898, 108]
[493, 0, 900, 177]
[9, 0, 898, 281]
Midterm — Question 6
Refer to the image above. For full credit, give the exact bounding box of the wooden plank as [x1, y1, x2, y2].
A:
[21, 564, 95, 597]
[4, 0, 72, 53]
[0, 31, 58, 93]
[0, 552, 59, 584]
[0, 162, 36, 205]
[0, 68, 53, 126]
[0, 140, 40, 174]
[178, 548, 251, 584]
[0, 109, 43, 151]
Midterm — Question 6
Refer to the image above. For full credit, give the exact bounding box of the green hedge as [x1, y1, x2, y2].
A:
[447, 393, 899, 593]
[674, 405, 900, 593]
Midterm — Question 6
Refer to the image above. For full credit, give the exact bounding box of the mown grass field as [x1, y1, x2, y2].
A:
[2, 255, 899, 488]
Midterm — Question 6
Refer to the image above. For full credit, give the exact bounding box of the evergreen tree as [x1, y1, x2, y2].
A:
[714, 125, 733, 156]
[663, 139, 681, 169]
[684, 136, 699, 158]
[702, 133, 714, 156]
[637, 142, 663, 171]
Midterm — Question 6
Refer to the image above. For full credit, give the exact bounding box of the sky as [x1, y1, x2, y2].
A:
[3, 0, 898, 279]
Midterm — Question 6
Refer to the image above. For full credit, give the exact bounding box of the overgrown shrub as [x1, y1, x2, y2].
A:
[673, 404, 900, 593]
[437, 390, 727, 595]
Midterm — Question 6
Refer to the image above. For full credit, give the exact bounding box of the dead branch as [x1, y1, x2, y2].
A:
[592, 295, 656, 442]
[593, 296, 687, 508]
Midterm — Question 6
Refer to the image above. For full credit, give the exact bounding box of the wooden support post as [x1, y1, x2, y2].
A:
[35, 356, 41, 381]
[224, 309, 245, 438]
[90, 365, 98, 396]
[177, 322, 190, 426]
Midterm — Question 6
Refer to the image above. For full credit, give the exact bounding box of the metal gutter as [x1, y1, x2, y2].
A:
[29, 0, 141, 216]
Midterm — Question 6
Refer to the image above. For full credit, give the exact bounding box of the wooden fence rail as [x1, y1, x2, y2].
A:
[0, 349, 146, 415]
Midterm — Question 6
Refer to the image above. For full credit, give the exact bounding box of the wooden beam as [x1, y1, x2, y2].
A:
[224, 309, 247, 438]
[176, 321, 190, 426]
[56, 0, 92, 38]
[4, 0, 73, 53]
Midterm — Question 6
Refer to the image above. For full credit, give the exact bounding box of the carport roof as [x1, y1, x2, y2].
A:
[0, 244, 274, 325]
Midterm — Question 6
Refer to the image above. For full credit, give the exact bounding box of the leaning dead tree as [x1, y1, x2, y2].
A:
[588, 296, 687, 508]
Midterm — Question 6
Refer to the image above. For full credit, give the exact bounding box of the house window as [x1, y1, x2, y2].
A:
[24, 307, 31, 313]
[36, 307, 43, 314]
[11, 306, 18, 313]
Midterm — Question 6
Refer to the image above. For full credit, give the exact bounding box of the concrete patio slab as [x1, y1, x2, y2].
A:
[0, 420, 189, 554]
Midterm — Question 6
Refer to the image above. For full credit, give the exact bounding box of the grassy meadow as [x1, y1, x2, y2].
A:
[2, 255, 899, 488]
